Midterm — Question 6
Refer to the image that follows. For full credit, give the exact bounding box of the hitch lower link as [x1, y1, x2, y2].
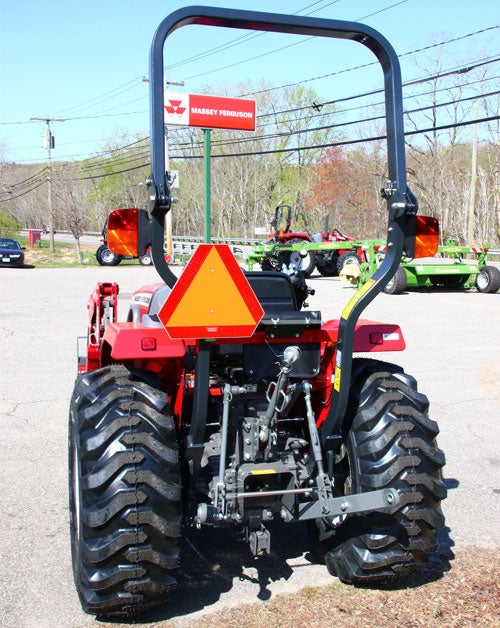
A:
[195, 346, 399, 545]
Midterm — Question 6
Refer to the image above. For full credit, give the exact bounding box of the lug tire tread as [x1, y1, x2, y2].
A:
[69, 365, 181, 617]
[321, 359, 446, 584]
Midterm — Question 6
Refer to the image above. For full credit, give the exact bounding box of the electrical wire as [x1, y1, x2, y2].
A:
[179, 1, 409, 82]
[54, 80, 500, 181]
[171, 89, 500, 151]
[55, 112, 499, 182]
[241, 25, 499, 99]
[3, 25, 498, 176]
[165, 1, 343, 71]
[0, 178, 47, 202]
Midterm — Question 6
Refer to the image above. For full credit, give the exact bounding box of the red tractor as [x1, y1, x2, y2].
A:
[69, 7, 446, 618]
[262, 203, 365, 277]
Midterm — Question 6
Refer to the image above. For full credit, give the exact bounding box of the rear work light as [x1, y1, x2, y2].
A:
[141, 337, 157, 351]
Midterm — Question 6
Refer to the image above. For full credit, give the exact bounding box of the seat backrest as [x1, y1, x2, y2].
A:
[142, 271, 298, 328]
[148, 284, 172, 315]
[244, 271, 298, 312]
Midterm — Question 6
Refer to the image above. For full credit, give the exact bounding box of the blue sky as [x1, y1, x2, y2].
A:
[1, 0, 498, 164]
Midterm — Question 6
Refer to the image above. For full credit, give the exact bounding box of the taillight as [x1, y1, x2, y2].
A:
[413, 215, 439, 258]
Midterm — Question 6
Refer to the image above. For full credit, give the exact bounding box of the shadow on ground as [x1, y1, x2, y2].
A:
[104, 496, 456, 625]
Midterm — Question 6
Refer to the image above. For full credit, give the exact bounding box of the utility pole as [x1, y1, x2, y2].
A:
[30, 117, 64, 252]
[467, 102, 479, 246]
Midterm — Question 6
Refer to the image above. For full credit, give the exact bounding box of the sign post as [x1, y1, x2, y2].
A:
[164, 92, 256, 243]
[204, 129, 211, 244]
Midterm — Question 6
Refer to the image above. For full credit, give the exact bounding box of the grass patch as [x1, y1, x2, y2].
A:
[22, 238, 98, 267]
[20, 236, 140, 268]
[186, 547, 498, 628]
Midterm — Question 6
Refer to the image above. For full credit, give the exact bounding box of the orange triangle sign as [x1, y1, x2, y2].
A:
[158, 244, 264, 339]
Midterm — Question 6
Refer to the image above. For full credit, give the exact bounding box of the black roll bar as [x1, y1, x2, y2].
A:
[148, 6, 418, 439]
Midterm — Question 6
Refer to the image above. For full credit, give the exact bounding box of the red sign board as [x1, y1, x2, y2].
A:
[158, 244, 264, 339]
[164, 91, 256, 131]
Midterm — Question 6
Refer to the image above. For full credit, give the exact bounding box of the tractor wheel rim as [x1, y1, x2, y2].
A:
[102, 250, 115, 262]
[477, 273, 488, 289]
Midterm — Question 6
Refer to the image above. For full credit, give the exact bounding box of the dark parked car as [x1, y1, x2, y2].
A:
[0, 238, 25, 266]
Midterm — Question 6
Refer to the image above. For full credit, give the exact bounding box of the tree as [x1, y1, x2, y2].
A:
[0, 208, 21, 237]
[53, 176, 88, 263]
[303, 145, 384, 236]
[404, 40, 499, 245]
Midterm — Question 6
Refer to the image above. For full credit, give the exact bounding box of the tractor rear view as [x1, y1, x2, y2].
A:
[251, 202, 365, 277]
[69, 7, 446, 618]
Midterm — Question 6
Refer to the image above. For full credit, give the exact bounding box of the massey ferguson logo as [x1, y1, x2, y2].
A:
[164, 99, 187, 116]
[164, 91, 256, 131]
[164, 94, 190, 126]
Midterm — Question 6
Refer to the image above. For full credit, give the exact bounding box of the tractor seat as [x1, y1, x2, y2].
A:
[244, 271, 298, 312]
[143, 271, 315, 331]
[146, 271, 298, 319]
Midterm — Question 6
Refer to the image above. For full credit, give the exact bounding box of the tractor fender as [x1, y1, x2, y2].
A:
[279, 232, 313, 243]
[321, 319, 405, 353]
[102, 322, 185, 361]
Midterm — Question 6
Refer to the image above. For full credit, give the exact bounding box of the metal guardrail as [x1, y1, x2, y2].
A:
[40, 230, 260, 245]
[20, 230, 500, 257]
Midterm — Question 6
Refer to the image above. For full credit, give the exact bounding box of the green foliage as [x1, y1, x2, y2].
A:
[0, 209, 21, 237]
[86, 132, 150, 228]
[2, 77, 499, 246]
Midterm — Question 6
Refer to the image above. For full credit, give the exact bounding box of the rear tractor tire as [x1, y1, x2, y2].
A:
[309, 358, 446, 585]
[69, 365, 182, 617]
[476, 265, 500, 293]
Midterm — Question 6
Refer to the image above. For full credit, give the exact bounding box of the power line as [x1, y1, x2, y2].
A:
[7, 55, 498, 178]
[180, 0, 409, 82]
[167, 114, 500, 161]
[21, 2, 340, 123]
[75, 160, 150, 181]
[240, 26, 500, 99]
[165, 59, 500, 150]
[6, 166, 48, 187]
[4, 32, 498, 170]
[164, 1, 342, 72]
[2, 21, 496, 171]
[52, 113, 499, 183]
[173, 89, 500, 152]
[0, 178, 47, 202]
[56, 79, 500, 180]
[52, 76, 145, 117]
[247, 72, 500, 133]
[1, 22, 496, 134]
[252, 54, 500, 119]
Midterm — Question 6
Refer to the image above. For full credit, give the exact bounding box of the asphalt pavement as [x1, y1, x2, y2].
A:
[0, 263, 498, 627]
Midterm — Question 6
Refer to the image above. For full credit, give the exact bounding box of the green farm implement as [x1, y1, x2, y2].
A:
[246, 238, 383, 276]
[369, 241, 500, 294]
[248, 238, 500, 294]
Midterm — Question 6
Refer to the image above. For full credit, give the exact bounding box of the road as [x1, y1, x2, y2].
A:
[0, 264, 498, 627]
